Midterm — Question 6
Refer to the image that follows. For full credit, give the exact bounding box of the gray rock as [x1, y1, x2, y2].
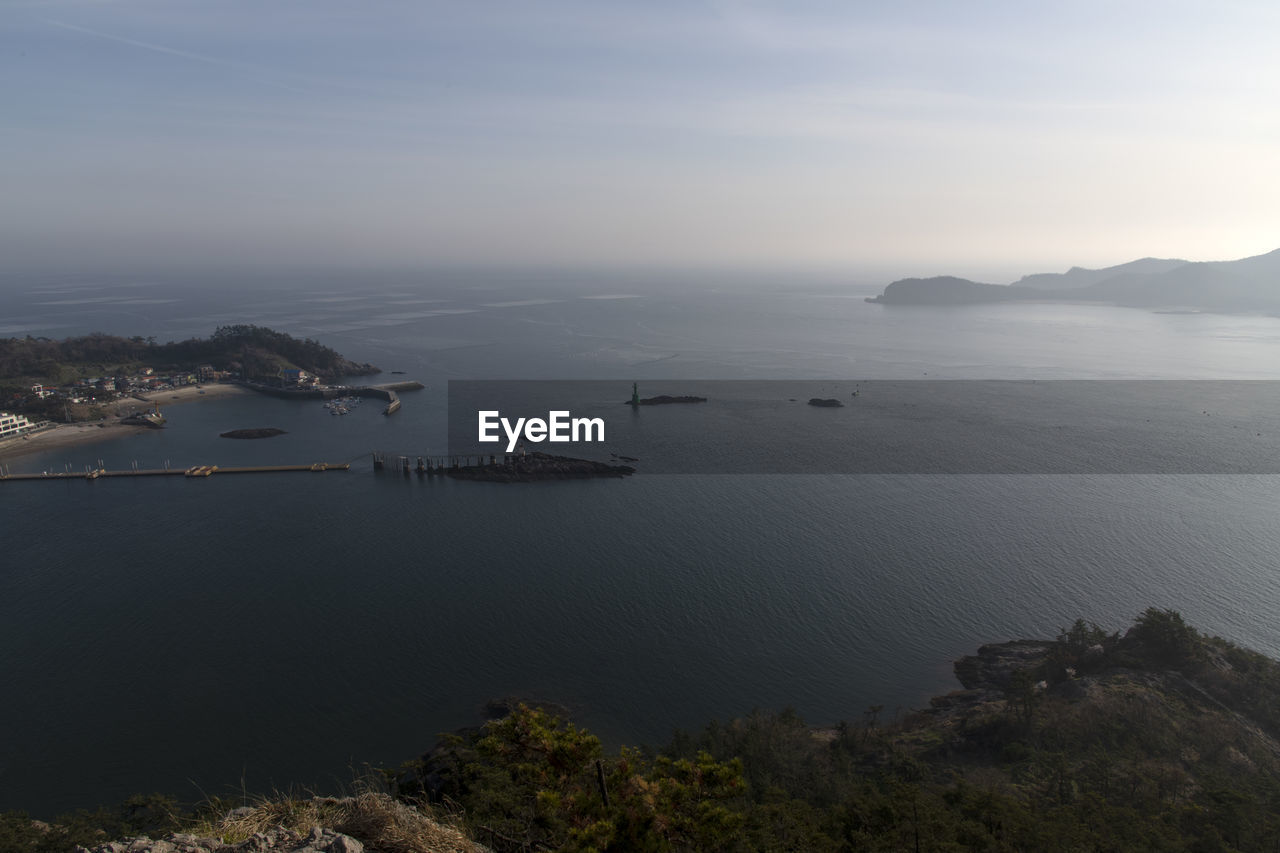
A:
[325, 836, 363, 853]
[244, 834, 264, 851]
[954, 640, 1054, 691]
[1052, 678, 1092, 701]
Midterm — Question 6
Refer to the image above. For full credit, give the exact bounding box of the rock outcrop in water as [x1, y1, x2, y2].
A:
[626, 395, 707, 406]
[219, 428, 287, 439]
[953, 639, 1055, 692]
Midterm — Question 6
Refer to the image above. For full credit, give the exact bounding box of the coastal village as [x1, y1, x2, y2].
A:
[0, 365, 318, 445]
[0, 325, 383, 445]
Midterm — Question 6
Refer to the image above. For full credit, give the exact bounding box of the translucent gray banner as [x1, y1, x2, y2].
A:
[446, 380, 1280, 474]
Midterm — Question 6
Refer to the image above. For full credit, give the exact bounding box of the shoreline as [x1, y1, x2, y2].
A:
[0, 383, 250, 462]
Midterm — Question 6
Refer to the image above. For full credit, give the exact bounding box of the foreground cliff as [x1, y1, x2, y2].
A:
[27, 793, 480, 853]
[402, 609, 1280, 851]
[13, 609, 1280, 852]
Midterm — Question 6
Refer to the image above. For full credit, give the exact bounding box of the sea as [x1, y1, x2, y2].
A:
[4, 267, 1280, 815]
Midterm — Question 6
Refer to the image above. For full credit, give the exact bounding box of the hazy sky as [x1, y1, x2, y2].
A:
[5, 1, 1278, 280]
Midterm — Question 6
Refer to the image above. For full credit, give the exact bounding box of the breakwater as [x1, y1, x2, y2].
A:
[0, 462, 349, 481]
[239, 380, 422, 414]
[373, 450, 635, 481]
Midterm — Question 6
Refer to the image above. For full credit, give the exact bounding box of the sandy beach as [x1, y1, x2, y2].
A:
[0, 382, 250, 462]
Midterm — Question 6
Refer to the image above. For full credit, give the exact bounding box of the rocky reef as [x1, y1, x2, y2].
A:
[218, 428, 287, 439]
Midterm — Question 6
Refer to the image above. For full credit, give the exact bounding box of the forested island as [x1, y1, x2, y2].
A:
[11, 609, 1280, 852]
[0, 325, 378, 422]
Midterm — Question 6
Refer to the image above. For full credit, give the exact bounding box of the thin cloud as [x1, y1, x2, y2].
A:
[39, 18, 310, 93]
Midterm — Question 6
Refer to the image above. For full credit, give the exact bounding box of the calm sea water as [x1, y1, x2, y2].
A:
[4, 269, 1280, 814]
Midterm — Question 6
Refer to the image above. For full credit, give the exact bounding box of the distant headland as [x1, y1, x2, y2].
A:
[866, 247, 1280, 313]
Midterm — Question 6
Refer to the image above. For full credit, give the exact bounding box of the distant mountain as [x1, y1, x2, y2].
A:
[1076, 248, 1280, 311]
[1014, 257, 1187, 290]
[867, 248, 1280, 313]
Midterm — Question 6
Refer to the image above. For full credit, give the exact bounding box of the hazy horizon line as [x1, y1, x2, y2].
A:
[4, 244, 1277, 291]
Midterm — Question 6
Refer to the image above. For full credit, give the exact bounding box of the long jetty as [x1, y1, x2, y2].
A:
[372, 450, 635, 481]
[0, 462, 349, 482]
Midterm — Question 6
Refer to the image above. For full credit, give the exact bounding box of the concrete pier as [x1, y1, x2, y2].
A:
[0, 462, 350, 482]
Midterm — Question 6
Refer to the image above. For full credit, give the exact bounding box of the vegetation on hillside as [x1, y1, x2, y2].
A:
[0, 791, 475, 853]
[0, 326, 378, 420]
[398, 609, 1280, 851]
[8, 609, 1280, 851]
[0, 325, 378, 386]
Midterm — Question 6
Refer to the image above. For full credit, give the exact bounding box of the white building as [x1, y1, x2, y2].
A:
[0, 411, 37, 439]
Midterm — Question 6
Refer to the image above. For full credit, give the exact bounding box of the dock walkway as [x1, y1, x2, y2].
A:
[0, 462, 349, 482]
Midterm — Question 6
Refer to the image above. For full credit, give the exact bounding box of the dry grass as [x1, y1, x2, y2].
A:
[193, 790, 483, 853]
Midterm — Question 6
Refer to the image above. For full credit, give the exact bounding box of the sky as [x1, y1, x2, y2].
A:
[4, 0, 1279, 281]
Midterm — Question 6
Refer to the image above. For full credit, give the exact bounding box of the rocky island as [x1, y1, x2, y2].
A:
[623, 382, 706, 406]
[807, 397, 843, 407]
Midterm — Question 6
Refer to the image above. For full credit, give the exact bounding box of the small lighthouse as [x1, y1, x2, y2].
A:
[631, 381, 640, 406]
